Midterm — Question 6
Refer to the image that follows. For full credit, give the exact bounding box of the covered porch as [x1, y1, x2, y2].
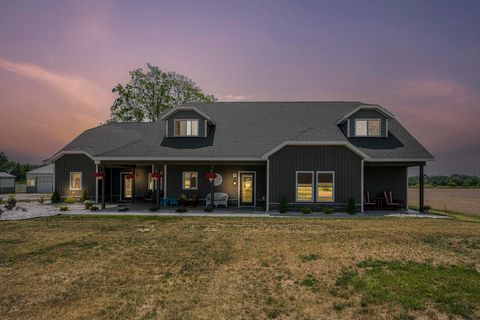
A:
[94, 160, 267, 210]
[363, 161, 426, 212]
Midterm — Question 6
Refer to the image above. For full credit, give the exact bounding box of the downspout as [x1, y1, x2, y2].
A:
[360, 159, 364, 213]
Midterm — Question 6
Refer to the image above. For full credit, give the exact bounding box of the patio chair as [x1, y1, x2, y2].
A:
[383, 191, 400, 210]
[363, 191, 376, 210]
[168, 198, 178, 207]
[205, 192, 229, 208]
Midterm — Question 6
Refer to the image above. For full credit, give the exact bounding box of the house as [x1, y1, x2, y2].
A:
[0, 172, 16, 194]
[47, 102, 433, 212]
[26, 164, 54, 193]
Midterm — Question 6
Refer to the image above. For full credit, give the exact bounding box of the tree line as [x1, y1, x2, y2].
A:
[409, 174, 480, 187]
[0, 152, 39, 183]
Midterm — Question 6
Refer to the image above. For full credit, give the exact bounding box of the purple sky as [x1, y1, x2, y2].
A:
[0, 0, 479, 175]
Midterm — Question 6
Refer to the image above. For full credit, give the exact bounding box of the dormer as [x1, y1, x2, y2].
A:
[160, 107, 215, 138]
[337, 104, 394, 138]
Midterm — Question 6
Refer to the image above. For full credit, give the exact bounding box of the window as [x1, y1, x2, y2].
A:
[317, 172, 334, 202]
[175, 120, 199, 136]
[296, 172, 314, 202]
[182, 172, 198, 190]
[69, 172, 82, 190]
[27, 178, 35, 187]
[355, 119, 381, 137]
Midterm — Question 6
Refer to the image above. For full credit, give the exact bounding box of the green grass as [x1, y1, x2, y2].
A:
[334, 259, 480, 319]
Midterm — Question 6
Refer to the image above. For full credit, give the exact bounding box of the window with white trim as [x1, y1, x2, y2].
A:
[70, 172, 82, 190]
[175, 120, 199, 136]
[296, 172, 314, 202]
[317, 172, 334, 202]
[355, 119, 381, 137]
[182, 172, 198, 190]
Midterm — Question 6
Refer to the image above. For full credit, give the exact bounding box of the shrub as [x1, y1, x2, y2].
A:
[149, 206, 158, 212]
[4, 194, 16, 211]
[59, 206, 69, 212]
[117, 206, 128, 212]
[51, 190, 61, 204]
[83, 200, 93, 210]
[300, 206, 312, 214]
[64, 197, 76, 204]
[279, 196, 288, 213]
[38, 196, 45, 204]
[80, 190, 88, 203]
[176, 207, 187, 213]
[90, 206, 99, 211]
[346, 197, 356, 214]
[322, 207, 334, 214]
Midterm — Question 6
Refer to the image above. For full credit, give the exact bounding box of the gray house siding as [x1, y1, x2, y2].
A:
[0, 178, 15, 194]
[364, 166, 407, 203]
[348, 110, 388, 137]
[268, 145, 362, 208]
[165, 164, 266, 207]
[54, 154, 96, 199]
[166, 110, 208, 137]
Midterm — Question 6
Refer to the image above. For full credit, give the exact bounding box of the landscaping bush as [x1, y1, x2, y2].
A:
[64, 197, 76, 204]
[90, 206, 99, 211]
[322, 207, 334, 214]
[80, 190, 88, 203]
[176, 207, 187, 213]
[83, 200, 93, 210]
[346, 197, 356, 214]
[149, 206, 158, 212]
[4, 194, 16, 211]
[59, 206, 69, 211]
[300, 206, 312, 214]
[117, 206, 128, 212]
[51, 190, 61, 204]
[279, 196, 288, 213]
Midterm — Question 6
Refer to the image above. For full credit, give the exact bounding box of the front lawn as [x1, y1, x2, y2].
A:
[0, 216, 479, 319]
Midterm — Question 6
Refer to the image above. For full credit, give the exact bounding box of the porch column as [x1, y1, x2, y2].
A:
[95, 163, 99, 204]
[266, 159, 270, 212]
[131, 167, 136, 203]
[360, 159, 364, 213]
[101, 165, 106, 209]
[163, 164, 167, 199]
[156, 164, 161, 206]
[419, 164, 424, 213]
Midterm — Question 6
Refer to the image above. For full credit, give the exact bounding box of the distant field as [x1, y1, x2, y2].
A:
[409, 187, 480, 216]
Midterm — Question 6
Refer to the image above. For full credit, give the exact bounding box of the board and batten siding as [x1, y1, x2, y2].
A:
[348, 110, 388, 137]
[166, 111, 207, 137]
[268, 145, 362, 206]
[54, 154, 96, 199]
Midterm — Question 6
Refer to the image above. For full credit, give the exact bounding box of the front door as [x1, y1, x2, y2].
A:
[121, 173, 133, 200]
[239, 172, 255, 207]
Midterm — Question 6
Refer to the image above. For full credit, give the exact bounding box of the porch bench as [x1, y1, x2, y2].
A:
[205, 192, 229, 208]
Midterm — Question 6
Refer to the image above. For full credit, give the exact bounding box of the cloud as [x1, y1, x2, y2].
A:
[218, 94, 252, 101]
[0, 56, 110, 113]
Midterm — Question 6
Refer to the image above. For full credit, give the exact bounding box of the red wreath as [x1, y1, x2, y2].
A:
[126, 174, 135, 180]
[151, 172, 162, 179]
[94, 172, 105, 178]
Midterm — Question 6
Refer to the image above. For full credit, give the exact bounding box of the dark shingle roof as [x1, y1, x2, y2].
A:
[56, 102, 433, 161]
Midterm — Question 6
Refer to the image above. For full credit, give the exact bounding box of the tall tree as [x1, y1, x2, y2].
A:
[109, 64, 216, 122]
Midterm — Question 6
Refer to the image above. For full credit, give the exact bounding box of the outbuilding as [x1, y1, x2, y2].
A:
[26, 164, 54, 193]
[0, 172, 16, 194]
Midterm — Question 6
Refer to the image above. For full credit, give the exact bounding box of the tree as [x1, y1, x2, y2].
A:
[109, 64, 216, 122]
[0, 152, 39, 183]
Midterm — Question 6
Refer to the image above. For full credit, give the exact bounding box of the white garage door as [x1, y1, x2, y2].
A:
[37, 176, 53, 193]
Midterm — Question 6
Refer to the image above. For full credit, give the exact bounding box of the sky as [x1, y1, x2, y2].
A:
[0, 0, 479, 175]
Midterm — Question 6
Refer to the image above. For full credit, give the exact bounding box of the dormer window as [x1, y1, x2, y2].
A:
[175, 119, 199, 137]
[355, 119, 381, 137]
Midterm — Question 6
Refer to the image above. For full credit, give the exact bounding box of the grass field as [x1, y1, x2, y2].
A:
[409, 187, 480, 216]
[1, 216, 479, 320]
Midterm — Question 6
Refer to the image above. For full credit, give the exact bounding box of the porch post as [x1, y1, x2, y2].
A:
[210, 165, 215, 209]
[156, 164, 161, 206]
[163, 164, 167, 199]
[131, 167, 136, 203]
[101, 165, 105, 209]
[266, 159, 270, 212]
[95, 163, 99, 204]
[419, 164, 424, 213]
[360, 159, 364, 213]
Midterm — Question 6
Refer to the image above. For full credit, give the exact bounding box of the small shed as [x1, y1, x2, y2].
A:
[0, 172, 16, 194]
[26, 164, 54, 193]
